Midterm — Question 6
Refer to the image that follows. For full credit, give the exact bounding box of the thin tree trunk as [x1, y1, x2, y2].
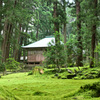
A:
[6, 24, 12, 59]
[36, 26, 39, 40]
[0, 0, 2, 51]
[76, 0, 83, 67]
[63, 0, 67, 49]
[0, 0, 2, 33]
[23, 28, 28, 63]
[64, 23, 66, 46]
[2, 20, 8, 62]
[18, 36, 23, 62]
[53, 1, 59, 33]
[90, 0, 97, 68]
[53, 0, 60, 46]
[17, 27, 24, 62]
[13, 24, 21, 61]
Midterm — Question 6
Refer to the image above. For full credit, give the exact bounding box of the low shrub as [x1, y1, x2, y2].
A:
[0, 63, 5, 73]
[5, 58, 20, 72]
[28, 71, 33, 75]
[47, 64, 56, 69]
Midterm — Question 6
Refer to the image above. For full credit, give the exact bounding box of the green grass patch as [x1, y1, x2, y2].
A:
[0, 68, 100, 100]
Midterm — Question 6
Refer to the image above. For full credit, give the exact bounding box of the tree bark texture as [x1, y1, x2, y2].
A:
[0, 0, 2, 50]
[36, 26, 39, 40]
[17, 36, 23, 62]
[76, 0, 83, 66]
[23, 28, 28, 63]
[63, 0, 67, 49]
[53, 0, 60, 46]
[53, 1, 59, 33]
[13, 24, 21, 61]
[90, 0, 97, 68]
[0, 0, 2, 32]
[53, 0, 60, 69]
[2, 21, 12, 62]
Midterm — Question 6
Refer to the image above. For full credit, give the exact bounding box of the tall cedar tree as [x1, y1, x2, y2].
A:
[76, 0, 83, 66]
[53, 0, 60, 44]
[90, 0, 98, 68]
[61, 0, 67, 48]
[2, 0, 16, 62]
[0, 0, 2, 33]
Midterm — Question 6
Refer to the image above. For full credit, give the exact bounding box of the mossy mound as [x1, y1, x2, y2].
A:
[74, 68, 100, 79]
[79, 81, 100, 97]
[51, 69, 73, 79]
[63, 81, 100, 100]
[28, 66, 44, 75]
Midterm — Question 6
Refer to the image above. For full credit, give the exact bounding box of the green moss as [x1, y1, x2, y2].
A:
[78, 81, 100, 97]
[0, 68, 100, 100]
[73, 67, 100, 79]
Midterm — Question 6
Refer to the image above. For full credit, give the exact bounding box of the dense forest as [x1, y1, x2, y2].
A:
[0, 0, 100, 69]
[0, 0, 100, 100]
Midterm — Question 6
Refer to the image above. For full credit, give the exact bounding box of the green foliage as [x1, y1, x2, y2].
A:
[0, 63, 5, 72]
[33, 0, 54, 39]
[95, 43, 100, 55]
[33, 66, 43, 70]
[74, 67, 100, 80]
[47, 64, 56, 69]
[66, 34, 77, 66]
[28, 70, 33, 75]
[5, 58, 20, 72]
[44, 32, 66, 70]
[0, 51, 5, 73]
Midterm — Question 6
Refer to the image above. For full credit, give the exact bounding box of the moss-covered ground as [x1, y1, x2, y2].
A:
[0, 67, 100, 100]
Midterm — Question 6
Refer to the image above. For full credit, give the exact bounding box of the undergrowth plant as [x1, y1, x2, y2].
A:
[44, 32, 66, 71]
[5, 58, 20, 72]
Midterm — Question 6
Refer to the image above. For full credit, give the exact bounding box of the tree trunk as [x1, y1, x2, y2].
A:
[2, 20, 12, 62]
[53, 0, 60, 46]
[0, 0, 2, 50]
[76, 0, 83, 67]
[64, 23, 66, 46]
[23, 28, 28, 63]
[53, 0, 60, 70]
[13, 24, 21, 61]
[17, 36, 23, 62]
[6, 24, 12, 59]
[0, 0, 2, 33]
[36, 26, 39, 40]
[63, 0, 67, 49]
[90, 0, 97, 68]
[53, 1, 59, 33]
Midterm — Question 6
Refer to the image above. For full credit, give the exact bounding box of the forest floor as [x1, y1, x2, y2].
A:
[0, 68, 100, 100]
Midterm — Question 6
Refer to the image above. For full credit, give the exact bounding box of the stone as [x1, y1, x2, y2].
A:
[67, 69, 73, 74]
